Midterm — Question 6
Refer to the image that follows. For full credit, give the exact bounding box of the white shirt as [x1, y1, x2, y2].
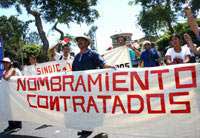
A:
[182, 44, 196, 57]
[54, 52, 74, 62]
[165, 47, 191, 62]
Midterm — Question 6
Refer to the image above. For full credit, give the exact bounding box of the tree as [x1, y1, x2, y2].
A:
[0, 15, 28, 62]
[22, 44, 41, 64]
[130, 0, 200, 36]
[0, 0, 99, 56]
[25, 31, 42, 45]
[85, 26, 98, 50]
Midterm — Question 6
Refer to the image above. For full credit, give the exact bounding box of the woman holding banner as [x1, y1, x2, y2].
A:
[165, 34, 191, 65]
[1, 57, 22, 134]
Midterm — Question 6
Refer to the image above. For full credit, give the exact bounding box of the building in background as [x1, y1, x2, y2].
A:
[110, 33, 132, 48]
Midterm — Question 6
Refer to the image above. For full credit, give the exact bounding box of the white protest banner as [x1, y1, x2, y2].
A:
[23, 60, 72, 75]
[23, 46, 131, 75]
[102, 46, 131, 68]
[1, 63, 200, 138]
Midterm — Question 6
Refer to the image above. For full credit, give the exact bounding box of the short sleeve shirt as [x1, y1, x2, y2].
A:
[72, 49, 106, 71]
[141, 49, 159, 67]
[165, 47, 191, 62]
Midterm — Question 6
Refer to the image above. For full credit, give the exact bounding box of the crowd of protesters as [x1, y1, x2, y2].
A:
[1, 5, 200, 138]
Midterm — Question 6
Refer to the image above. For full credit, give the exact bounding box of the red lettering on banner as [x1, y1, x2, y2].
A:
[88, 74, 102, 92]
[62, 75, 74, 91]
[97, 95, 112, 113]
[175, 66, 197, 89]
[87, 96, 99, 113]
[56, 64, 61, 72]
[50, 76, 61, 91]
[36, 68, 41, 75]
[72, 96, 86, 112]
[74, 75, 87, 92]
[17, 78, 26, 91]
[169, 92, 190, 113]
[113, 72, 129, 91]
[147, 94, 166, 114]
[37, 77, 50, 91]
[60, 96, 70, 111]
[50, 96, 60, 111]
[127, 95, 144, 114]
[112, 96, 126, 114]
[27, 94, 37, 108]
[130, 71, 149, 91]
[27, 77, 37, 91]
[43, 66, 48, 74]
[105, 73, 110, 91]
[150, 69, 169, 90]
[37, 95, 48, 109]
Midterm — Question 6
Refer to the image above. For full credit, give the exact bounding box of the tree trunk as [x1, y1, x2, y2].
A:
[166, 0, 174, 34]
[53, 22, 64, 40]
[25, 5, 49, 58]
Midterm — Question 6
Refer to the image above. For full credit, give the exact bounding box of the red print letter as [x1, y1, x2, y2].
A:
[27, 94, 37, 108]
[113, 72, 129, 92]
[37, 95, 48, 109]
[147, 94, 166, 114]
[130, 71, 149, 91]
[72, 96, 86, 112]
[127, 95, 144, 114]
[151, 69, 169, 90]
[169, 92, 190, 114]
[175, 66, 197, 89]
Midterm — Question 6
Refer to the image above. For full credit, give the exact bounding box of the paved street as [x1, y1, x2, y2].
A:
[0, 121, 131, 138]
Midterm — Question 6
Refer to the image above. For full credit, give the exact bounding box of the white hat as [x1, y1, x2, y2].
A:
[142, 40, 151, 47]
[75, 35, 91, 45]
[1, 57, 12, 63]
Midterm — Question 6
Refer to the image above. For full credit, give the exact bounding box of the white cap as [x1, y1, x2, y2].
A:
[1, 57, 11, 63]
[75, 35, 91, 45]
[142, 40, 151, 47]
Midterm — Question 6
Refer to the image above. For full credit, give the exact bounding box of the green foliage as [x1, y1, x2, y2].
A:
[23, 44, 41, 58]
[191, 0, 200, 15]
[131, 0, 200, 36]
[0, 0, 99, 54]
[156, 33, 171, 52]
[22, 44, 48, 64]
[0, 15, 28, 61]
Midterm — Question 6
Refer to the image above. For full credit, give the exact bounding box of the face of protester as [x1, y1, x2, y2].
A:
[117, 37, 126, 46]
[3, 62, 11, 71]
[29, 57, 37, 65]
[144, 43, 151, 50]
[171, 36, 181, 49]
[183, 33, 192, 44]
[76, 38, 90, 49]
[62, 46, 70, 55]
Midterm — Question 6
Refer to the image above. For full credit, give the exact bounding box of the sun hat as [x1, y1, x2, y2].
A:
[1, 57, 12, 63]
[75, 35, 91, 45]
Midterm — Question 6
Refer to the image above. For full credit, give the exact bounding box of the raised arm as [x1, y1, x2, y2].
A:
[184, 7, 200, 40]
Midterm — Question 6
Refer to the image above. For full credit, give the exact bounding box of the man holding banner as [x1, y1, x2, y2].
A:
[73, 35, 113, 138]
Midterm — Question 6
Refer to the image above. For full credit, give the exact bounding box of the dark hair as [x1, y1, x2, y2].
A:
[13, 60, 22, 70]
[170, 34, 181, 40]
[29, 55, 36, 59]
[117, 36, 126, 42]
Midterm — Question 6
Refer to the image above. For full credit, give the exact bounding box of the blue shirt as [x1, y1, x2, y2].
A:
[72, 49, 106, 71]
[141, 49, 159, 67]
[129, 48, 138, 66]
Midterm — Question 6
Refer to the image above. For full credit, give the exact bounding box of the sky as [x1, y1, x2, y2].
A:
[0, 0, 144, 54]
